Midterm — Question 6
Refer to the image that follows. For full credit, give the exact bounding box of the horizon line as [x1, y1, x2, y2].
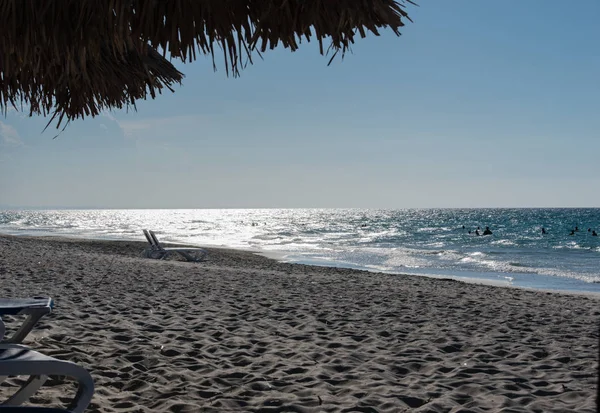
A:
[1, 206, 599, 211]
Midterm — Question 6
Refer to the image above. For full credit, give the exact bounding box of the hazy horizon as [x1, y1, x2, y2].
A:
[1, 0, 598, 209]
[2, 205, 599, 210]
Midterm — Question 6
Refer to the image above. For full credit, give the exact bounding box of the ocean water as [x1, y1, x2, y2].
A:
[1, 208, 599, 293]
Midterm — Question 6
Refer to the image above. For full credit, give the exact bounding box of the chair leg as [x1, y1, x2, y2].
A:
[178, 251, 195, 262]
[146, 249, 166, 260]
[67, 374, 95, 413]
[159, 251, 171, 260]
[3, 374, 48, 405]
[6, 312, 46, 344]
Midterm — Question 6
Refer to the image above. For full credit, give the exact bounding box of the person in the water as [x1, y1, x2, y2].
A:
[575, 226, 579, 232]
[482, 226, 492, 235]
[475, 229, 480, 236]
[593, 230, 598, 237]
[541, 227, 547, 235]
[569, 230, 575, 236]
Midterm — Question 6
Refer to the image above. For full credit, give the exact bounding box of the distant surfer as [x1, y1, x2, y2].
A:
[569, 230, 575, 236]
[541, 227, 547, 235]
[575, 226, 579, 232]
[482, 226, 492, 236]
[588, 228, 591, 232]
[593, 230, 598, 237]
[475, 229, 480, 236]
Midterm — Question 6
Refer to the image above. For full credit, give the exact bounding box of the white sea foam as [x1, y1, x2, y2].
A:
[492, 239, 516, 246]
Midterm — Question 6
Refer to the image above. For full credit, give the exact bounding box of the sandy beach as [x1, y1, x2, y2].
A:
[0, 234, 598, 412]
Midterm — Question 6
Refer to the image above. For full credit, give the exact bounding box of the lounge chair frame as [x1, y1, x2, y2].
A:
[0, 298, 53, 344]
[142, 230, 207, 262]
[0, 344, 94, 413]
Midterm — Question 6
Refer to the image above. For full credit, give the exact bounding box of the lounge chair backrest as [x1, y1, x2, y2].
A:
[148, 231, 164, 250]
[143, 229, 155, 247]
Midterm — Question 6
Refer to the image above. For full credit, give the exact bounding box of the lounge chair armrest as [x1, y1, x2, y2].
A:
[0, 345, 94, 413]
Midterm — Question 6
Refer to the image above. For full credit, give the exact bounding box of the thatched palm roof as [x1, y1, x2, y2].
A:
[0, 0, 414, 127]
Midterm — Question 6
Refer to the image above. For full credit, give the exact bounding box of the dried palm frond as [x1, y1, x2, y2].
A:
[0, 0, 414, 127]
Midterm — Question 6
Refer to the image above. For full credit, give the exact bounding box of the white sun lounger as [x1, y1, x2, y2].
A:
[142, 230, 207, 262]
[0, 344, 94, 413]
[0, 298, 53, 344]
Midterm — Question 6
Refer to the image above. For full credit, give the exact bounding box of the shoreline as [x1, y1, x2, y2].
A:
[1, 234, 599, 412]
[3, 232, 600, 297]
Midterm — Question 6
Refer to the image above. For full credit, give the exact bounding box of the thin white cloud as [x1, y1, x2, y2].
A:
[100, 111, 126, 138]
[0, 121, 23, 146]
[101, 111, 118, 123]
[117, 115, 211, 139]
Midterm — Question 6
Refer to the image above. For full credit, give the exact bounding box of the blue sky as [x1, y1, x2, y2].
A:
[1, 0, 598, 208]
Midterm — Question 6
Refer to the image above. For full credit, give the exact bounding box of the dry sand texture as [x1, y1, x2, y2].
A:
[0, 235, 598, 412]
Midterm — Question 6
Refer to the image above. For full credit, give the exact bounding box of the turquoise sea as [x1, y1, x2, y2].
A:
[1, 208, 599, 293]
